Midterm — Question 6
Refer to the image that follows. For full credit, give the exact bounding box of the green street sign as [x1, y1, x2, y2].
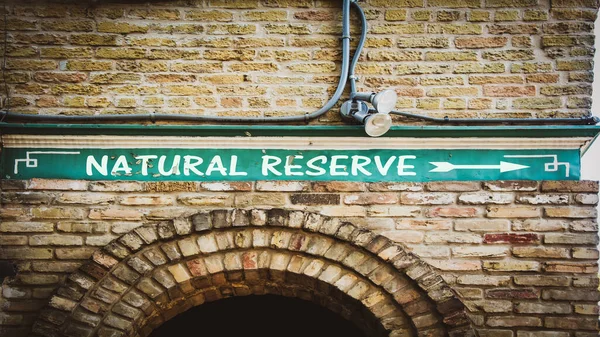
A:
[1, 148, 579, 182]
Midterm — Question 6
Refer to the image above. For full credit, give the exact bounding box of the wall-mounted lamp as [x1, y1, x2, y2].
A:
[341, 100, 392, 137]
[352, 89, 398, 114]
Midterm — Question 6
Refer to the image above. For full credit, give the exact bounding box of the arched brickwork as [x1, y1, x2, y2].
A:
[30, 209, 475, 337]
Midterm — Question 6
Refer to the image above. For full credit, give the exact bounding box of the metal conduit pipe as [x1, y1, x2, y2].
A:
[386, 110, 600, 125]
[0, 0, 355, 124]
[349, 0, 367, 96]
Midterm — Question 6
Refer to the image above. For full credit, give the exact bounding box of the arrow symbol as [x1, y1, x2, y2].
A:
[429, 161, 530, 173]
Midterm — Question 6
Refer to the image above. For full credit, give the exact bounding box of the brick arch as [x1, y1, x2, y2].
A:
[31, 209, 475, 337]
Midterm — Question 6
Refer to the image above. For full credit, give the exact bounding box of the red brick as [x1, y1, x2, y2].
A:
[484, 233, 540, 244]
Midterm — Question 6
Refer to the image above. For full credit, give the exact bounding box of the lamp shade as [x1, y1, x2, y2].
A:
[371, 89, 398, 114]
[364, 113, 392, 137]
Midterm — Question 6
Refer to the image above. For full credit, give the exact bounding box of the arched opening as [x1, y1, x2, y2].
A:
[31, 209, 475, 337]
[149, 295, 368, 337]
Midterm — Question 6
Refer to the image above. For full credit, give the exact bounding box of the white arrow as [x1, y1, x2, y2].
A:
[429, 161, 530, 173]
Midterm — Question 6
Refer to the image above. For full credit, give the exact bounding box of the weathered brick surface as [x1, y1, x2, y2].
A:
[0, 0, 596, 119]
[0, 179, 597, 336]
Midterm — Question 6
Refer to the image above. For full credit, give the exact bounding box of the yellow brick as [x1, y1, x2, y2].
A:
[163, 85, 213, 96]
[142, 97, 164, 107]
[467, 11, 491, 21]
[290, 37, 338, 47]
[411, 10, 432, 21]
[371, 23, 425, 34]
[6, 46, 37, 57]
[313, 50, 342, 61]
[261, 0, 312, 7]
[398, 37, 449, 48]
[194, 97, 218, 108]
[425, 51, 477, 61]
[51, 84, 102, 95]
[210, 0, 259, 8]
[417, 98, 440, 109]
[370, 0, 424, 7]
[171, 62, 223, 73]
[63, 96, 86, 108]
[276, 98, 297, 107]
[428, 23, 483, 34]
[207, 24, 256, 35]
[116, 98, 137, 108]
[221, 97, 243, 108]
[486, 0, 537, 7]
[96, 48, 145, 59]
[167, 97, 191, 107]
[94, 8, 124, 19]
[443, 98, 467, 109]
[66, 60, 113, 71]
[428, 0, 481, 7]
[7, 60, 57, 71]
[89, 73, 141, 84]
[70, 34, 119, 46]
[41, 20, 94, 32]
[148, 49, 201, 60]
[185, 10, 233, 21]
[512, 98, 562, 109]
[355, 63, 393, 75]
[483, 50, 534, 61]
[510, 62, 552, 73]
[420, 76, 464, 86]
[237, 37, 285, 47]
[182, 37, 234, 48]
[6, 72, 31, 83]
[128, 8, 180, 20]
[8, 97, 30, 107]
[229, 62, 279, 72]
[261, 50, 311, 61]
[128, 38, 177, 47]
[385, 10, 407, 21]
[3, 18, 37, 31]
[97, 22, 148, 33]
[151, 24, 204, 34]
[275, 86, 324, 95]
[243, 10, 287, 21]
[256, 76, 304, 84]
[524, 10, 548, 21]
[248, 98, 270, 108]
[512, 36, 532, 48]
[495, 10, 520, 21]
[469, 75, 523, 84]
[200, 75, 245, 84]
[454, 63, 505, 74]
[111, 85, 159, 95]
[265, 23, 311, 34]
[204, 49, 255, 61]
[397, 64, 450, 75]
[13, 83, 47, 95]
[117, 61, 169, 73]
[468, 98, 493, 109]
[216, 85, 267, 95]
[427, 87, 479, 97]
[437, 10, 461, 21]
[40, 47, 93, 59]
[146, 74, 196, 83]
[87, 97, 111, 108]
[364, 37, 394, 48]
[368, 50, 421, 61]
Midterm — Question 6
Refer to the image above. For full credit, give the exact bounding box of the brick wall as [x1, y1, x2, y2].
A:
[0, 179, 598, 335]
[0, 0, 598, 121]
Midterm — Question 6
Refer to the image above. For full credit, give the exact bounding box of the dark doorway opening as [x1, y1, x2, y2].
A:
[149, 295, 369, 337]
